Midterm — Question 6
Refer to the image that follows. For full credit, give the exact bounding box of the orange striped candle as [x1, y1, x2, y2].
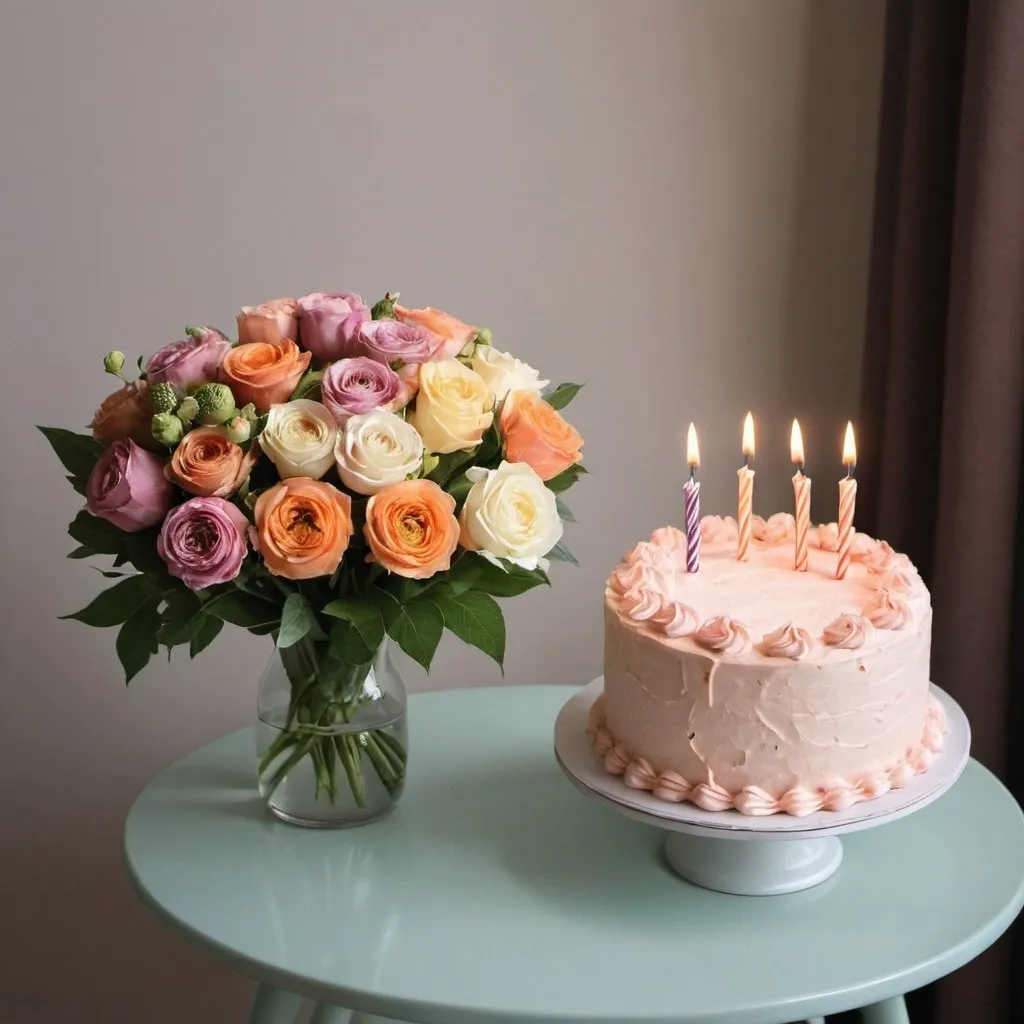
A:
[791, 419, 810, 572]
[836, 422, 857, 580]
[737, 412, 755, 561]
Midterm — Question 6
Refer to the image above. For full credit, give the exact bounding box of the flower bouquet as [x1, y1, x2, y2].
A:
[41, 291, 585, 825]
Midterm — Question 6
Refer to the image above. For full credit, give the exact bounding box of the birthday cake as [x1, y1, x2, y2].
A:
[592, 514, 946, 816]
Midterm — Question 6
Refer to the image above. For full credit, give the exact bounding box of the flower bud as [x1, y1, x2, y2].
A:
[149, 381, 179, 414]
[195, 382, 236, 425]
[475, 328, 493, 347]
[239, 402, 258, 424]
[176, 396, 199, 424]
[104, 351, 126, 376]
[226, 416, 251, 444]
[151, 412, 185, 446]
[370, 291, 400, 320]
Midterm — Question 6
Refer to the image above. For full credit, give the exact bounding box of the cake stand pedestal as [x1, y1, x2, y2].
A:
[554, 679, 970, 896]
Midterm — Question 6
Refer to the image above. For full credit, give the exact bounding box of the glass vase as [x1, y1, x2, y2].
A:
[256, 638, 408, 828]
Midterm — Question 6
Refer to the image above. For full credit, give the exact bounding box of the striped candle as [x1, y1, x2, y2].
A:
[685, 423, 701, 572]
[836, 422, 857, 580]
[737, 412, 755, 561]
[790, 420, 810, 572]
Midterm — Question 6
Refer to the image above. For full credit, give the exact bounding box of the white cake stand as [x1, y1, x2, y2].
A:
[554, 679, 971, 896]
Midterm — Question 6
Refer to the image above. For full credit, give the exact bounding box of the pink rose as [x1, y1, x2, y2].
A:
[355, 320, 432, 365]
[157, 496, 249, 590]
[145, 328, 231, 390]
[321, 356, 402, 425]
[394, 304, 477, 361]
[86, 439, 173, 532]
[296, 292, 370, 360]
[237, 298, 298, 345]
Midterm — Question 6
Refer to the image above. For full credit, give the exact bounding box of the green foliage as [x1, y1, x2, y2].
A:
[204, 591, 281, 630]
[555, 496, 576, 522]
[38, 427, 104, 494]
[290, 370, 324, 402]
[189, 616, 223, 658]
[322, 598, 386, 653]
[157, 590, 205, 647]
[278, 592, 325, 649]
[543, 382, 584, 411]
[442, 552, 549, 597]
[545, 463, 587, 494]
[68, 510, 123, 556]
[116, 599, 162, 683]
[376, 589, 445, 672]
[547, 540, 579, 567]
[433, 587, 506, 669]
[61, 575, 155, 627]
[370, 291, 399, 320]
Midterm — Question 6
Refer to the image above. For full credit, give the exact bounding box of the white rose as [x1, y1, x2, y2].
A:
[470, 346, 549, 401]
[409, 359, 494, 454]
[459, 460, 563, 569]
[260, 399, 338, 480]
[335, 410, 424, 495]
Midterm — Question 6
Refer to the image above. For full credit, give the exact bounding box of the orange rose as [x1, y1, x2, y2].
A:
[165, 426, 258, 497]
[237, 297, 299, 345]
[500, 389, 583, 481]
[364, 479, 459, 579]
[90, 380, 155, 449]
[393, 303, 477, 361]
[254, 478, 353, 579]
[219, 338, 311, 413]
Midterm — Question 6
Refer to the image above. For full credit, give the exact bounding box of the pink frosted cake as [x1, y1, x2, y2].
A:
[592, 514, 947, 816]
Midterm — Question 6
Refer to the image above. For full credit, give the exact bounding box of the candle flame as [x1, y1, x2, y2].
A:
[790, 419, 805, 466]
[686, 423, 700, 468]
[843, 421, 857, 466]
[742, 412, 755, 459]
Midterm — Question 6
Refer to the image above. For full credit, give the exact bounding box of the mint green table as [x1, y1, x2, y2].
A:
[124, 686, 1024, 1024]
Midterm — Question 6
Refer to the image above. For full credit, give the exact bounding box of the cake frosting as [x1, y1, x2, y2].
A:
[596, 514, 946, 816]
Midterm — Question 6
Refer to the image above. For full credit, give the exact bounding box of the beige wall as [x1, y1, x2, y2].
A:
[0, 2, 884, 1020]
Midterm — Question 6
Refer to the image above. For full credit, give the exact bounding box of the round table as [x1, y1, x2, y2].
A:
[124, 686, 1024, 1024]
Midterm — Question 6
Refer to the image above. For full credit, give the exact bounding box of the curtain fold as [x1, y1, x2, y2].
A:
[861, 2, 1024, 1021]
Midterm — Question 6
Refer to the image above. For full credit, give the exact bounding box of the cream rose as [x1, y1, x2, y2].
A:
[409, 359, 494, 454]
[459, 461, 563, 569]
[470, 346, 549, 401]
[335, 410, 424, 495]
[260, 399, 339, 480]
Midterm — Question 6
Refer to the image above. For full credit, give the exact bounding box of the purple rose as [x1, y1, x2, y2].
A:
[86, 439, 173, 532]
[296, 292, 370, 361]
[157, 496, 249, 590]
[145, 328, 231, 390]
[321, 356, 402, 425]
[355, 320, 432, 365]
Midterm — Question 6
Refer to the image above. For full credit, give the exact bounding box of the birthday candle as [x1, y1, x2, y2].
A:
[836, 422, 857, 580]
[737, 412, 755, 561]
[685, 423, 701, 572]
[791, 419, 811, 572]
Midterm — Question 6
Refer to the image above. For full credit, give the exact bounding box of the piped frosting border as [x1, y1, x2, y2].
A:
[586, 693, 948, 817]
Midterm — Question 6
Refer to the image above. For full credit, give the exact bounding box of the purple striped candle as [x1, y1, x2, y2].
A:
[685, 423, 701, 572]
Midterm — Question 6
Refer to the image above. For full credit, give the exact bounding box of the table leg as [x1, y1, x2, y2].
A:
[861, 995, 910, 1024]
[248, 983, 303, 1024]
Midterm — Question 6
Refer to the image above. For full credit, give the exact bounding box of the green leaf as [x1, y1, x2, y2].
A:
[204, 591, 281, 630]
[543, 382, 583, 411]
[555, 496, 576, 522]
[474, 423, 502, 469]
[433, 588, 506, 669]
[122, 528, 172, 583]
[322, 598, 385, 653]
[427, 446, 477, 487]
[545, 463, 587, 494]
[446, 472, 475, 510]
[61, 575, 153, 627]
[67, 546, 94, 559]
[157, 589, 204, 647]
[116, 599, 162, 683]
[278, 592, 324, 649]
[442, 551, 549, 597]
[68, 509, 124, 555]
[370, 292, 399, 320]
[547, 540, 580, 567]
[376, 591, 444, 672]
[38, 427, 104, 492]
[189, 616, 223, 657]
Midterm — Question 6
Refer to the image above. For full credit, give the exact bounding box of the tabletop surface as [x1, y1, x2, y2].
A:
[124, 685, 1024, 1024]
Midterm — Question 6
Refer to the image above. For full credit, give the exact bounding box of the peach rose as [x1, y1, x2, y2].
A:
[90, 380, 155, 449]
[254, 478, 353, 580]
[394, 303, 477, 361]
[500, 389, 583, 482]
[165, 426, 258, 497]
[364, 479, 459, 579]
[237, 298, 299, 345]
[220, 338, 312, 413]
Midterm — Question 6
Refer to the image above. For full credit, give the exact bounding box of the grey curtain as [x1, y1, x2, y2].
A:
[859, 1, 1024, 1022]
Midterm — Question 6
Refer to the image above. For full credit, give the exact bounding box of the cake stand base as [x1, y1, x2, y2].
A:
[554, 679, 970, 896]
[663, 831, 843, 895]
